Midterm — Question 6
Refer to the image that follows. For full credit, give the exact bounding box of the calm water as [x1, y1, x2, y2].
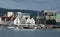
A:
[0, 28, 60, 37]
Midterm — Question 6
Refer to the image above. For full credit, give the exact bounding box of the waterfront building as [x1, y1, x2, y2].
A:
[21, 13, 30, 24]
[0, 17, 2, 22]
[30, 18, 35, 25]
[14, 17, 21, 26]
[7, 12, 14, 17]
[25, 17, 35, 25]
[56, 13, 60, 22]
[40, 10, 57, 25]
[17, 12, 23, 19]
[0, 17, 3, 24]
[26, 18, 31, 24]
[42, 10, 57, 20]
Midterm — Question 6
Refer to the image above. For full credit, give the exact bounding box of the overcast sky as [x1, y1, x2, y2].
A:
[0, 0, 60, 12]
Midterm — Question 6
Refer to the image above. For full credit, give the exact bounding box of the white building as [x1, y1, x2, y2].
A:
[7, 12, 14, 17]
[21, 13, 30, 24]
[14, 12, 30, 25]
[26, 18, 35, 25]
[14, 17, 21, 26]
[17, 12, 23, 20]
[0, 17, 4, 24]
[26, 18, 31, 24]
[0, 17, 2, 22]
[43, 10, 57, 20]
[17, 12, 30, 20]
[30, 18, 35, 25]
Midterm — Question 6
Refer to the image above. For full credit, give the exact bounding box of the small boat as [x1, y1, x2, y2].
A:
[7, 26, 14, 29]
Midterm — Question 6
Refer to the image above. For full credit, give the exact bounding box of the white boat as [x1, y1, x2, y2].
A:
[7, 26, 14, 29]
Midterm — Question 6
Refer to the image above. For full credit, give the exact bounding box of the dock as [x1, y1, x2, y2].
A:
[0, 24, 60, 29]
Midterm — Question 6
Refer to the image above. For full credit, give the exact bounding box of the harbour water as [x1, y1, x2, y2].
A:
[0, 27, 60, 37]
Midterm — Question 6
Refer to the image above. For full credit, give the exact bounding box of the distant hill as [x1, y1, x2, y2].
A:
[0, 8, 40, 17]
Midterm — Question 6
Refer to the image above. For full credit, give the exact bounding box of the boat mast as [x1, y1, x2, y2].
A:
[37, 11, 40, 18]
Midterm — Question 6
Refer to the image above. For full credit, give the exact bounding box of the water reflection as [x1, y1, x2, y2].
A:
[0, 28, 60, 37]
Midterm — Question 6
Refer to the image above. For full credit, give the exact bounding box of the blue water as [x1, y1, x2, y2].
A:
[0, 28, 60, 37]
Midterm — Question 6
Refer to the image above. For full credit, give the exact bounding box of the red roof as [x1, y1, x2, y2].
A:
[0, 16, 16, 21]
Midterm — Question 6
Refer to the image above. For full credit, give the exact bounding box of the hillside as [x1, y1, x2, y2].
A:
[0, 8, 40, 17]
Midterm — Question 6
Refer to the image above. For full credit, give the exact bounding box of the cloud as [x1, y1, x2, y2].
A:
[0, 0, 60, 12]
[12, 0, 24, 2]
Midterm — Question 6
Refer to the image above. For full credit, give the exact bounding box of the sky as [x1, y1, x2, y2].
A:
[0, 0, 60, 12]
